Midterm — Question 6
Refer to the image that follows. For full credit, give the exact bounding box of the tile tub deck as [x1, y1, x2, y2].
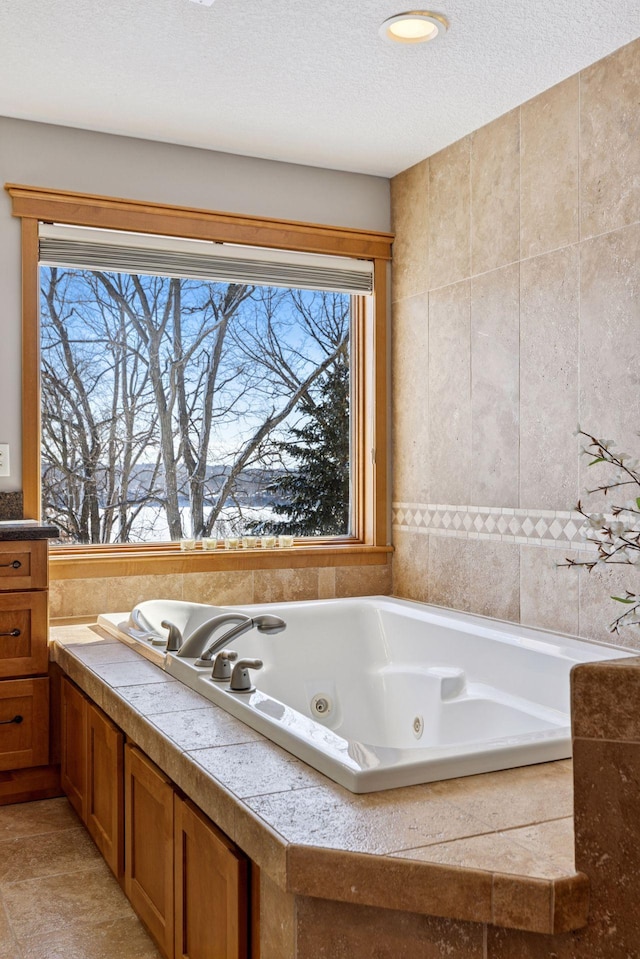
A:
[49, 624, 589, 937]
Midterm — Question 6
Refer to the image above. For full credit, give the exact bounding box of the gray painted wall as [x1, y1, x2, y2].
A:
[0, 116, 390, 493]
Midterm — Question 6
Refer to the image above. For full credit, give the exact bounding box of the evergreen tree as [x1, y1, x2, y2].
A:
[259, 356, 350, 536]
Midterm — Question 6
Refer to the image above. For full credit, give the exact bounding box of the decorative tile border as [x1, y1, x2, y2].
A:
[392, 502, 596, 550]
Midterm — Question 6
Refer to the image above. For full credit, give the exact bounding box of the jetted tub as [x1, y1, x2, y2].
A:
[98, 596, 631, 793]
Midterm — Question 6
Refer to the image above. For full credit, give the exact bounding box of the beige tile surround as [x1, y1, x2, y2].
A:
[49, 562, 392, 624]
[488, 656, 640, 957]
[391, 36, 640, 650]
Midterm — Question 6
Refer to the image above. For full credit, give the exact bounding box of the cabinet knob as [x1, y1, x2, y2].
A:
[0, 629, 21, 638]
[0, 560, 21, 570]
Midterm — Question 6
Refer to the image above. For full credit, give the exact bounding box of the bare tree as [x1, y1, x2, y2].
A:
[41, 269, 162, 542]
[40, 268, 351, 545]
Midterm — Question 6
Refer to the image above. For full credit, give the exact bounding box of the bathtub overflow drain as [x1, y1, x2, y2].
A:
[311, 694, 332, 717]
[413, 715, 424, 739]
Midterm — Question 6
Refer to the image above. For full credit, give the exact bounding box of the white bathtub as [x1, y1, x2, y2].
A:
[98, 596, 630, 793]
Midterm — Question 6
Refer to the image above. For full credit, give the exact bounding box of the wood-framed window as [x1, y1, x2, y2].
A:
[6, 183, 392, 577]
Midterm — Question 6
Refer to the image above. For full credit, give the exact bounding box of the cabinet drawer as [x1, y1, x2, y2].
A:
[0, 541, 47, 591]
[0, 592, 48, 678]
[0, 677, 49, 771]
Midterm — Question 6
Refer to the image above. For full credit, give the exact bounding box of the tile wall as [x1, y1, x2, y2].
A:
[49, 563, 392, 623]
[485, 656, 640, 956]
[390, 36, 640, 649]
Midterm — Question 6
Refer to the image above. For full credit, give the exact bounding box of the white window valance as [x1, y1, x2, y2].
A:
[38, 223, 374, 295]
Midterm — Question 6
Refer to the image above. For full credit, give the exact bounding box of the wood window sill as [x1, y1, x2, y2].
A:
[49, 542, 393, 580]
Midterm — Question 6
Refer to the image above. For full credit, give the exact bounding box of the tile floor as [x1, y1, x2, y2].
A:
[0, 797, 162, 959]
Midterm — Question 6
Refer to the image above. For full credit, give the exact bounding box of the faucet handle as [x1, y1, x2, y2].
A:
[229, 659, 263, 693]
[211, 649, 239, 682]
[161, 620, 183, 652]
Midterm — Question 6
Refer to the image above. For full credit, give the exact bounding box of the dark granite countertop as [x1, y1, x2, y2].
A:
[0, 521, 59, 541]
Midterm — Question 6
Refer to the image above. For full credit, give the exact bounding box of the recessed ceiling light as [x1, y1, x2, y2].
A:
[379, 11, 449, 44]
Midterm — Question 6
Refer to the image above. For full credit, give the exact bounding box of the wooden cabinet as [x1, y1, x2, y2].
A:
[125, 744, 175, 959]
[124, 743, 250, 959]
[0, 539, 51, 802]
[86, 700, 124, 878]
[175, 796, 248, 959]
[0, 592, 48, 678]
[60, 676, 87, 819]
[0, 540, 48, 592]
[60, 677, 124, 879]
[0, 677, 49, 770]
[61, 681, 250, 959]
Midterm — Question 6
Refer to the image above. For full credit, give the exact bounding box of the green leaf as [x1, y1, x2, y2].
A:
[636, 497, 640, 510]
[611, 595, 636, 604]
[589, 457, 605, 466]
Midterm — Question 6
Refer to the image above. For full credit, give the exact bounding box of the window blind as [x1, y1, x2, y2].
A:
[38, 223, 374, 295]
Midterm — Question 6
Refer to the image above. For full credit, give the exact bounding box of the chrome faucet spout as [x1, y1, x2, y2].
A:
[195, 614, 286, 665]
[161, 619, 184, 652]
[175, 612, 287, 665]
[176, 613, 251, 660]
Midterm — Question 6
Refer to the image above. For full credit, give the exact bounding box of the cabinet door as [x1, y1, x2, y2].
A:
[175, 796, 248, 959]
[0, 677, 49, 770]
[0, 541, 47, 591]
[0, 592, 48, 678]
[125, 744, 175, 959]
[60, 676, 87, 819]
[86, 700, 124, 880]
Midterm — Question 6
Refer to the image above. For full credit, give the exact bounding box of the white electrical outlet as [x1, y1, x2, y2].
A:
[0, 444, 10, 477]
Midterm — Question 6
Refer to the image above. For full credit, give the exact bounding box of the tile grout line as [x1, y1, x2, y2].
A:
[467, 133, 473, 515]
[380, 812, 575, 862]
[0, 822, 92, 850]
[0, 892, 22, 956]
[576, 71, 584, 642]
[0, 859, 107, 891]
[419, 214, 640, 301]
[240, 783, 325, 802]
[517, 102, 523, 625]
[425, 154, 431, 566]
[517, 103, 523, 627]
[13, 915, 161, 957]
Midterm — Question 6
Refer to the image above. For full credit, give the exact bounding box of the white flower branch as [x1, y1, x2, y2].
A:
[561, 430, 640, 633]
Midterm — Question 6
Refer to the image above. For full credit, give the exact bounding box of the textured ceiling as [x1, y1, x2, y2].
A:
[0, 0, 638, 177]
